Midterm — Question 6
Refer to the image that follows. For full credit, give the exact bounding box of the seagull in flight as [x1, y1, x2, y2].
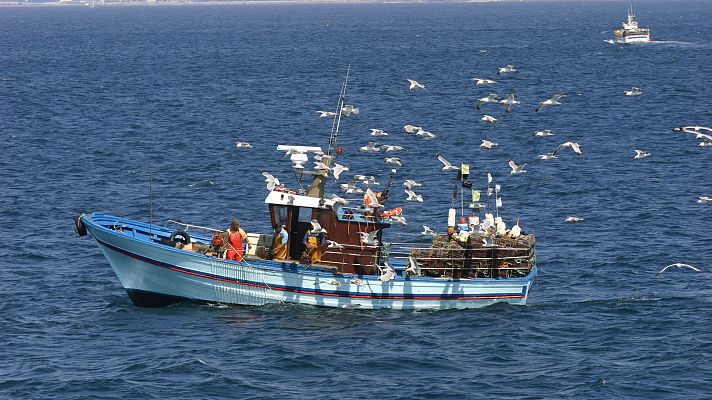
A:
[537, 152, 558, 160]
[341, 105, 359, 117]
[564, 216, 583, 223]
[405, 256, 421, 276]
[378, 263, 396, 281]
[656, 263, 704, 276]
[360, 230, 380, 246]
[403, 179, 422, 189]
[328, 193, 349, 205]
[634, 150, 651, 159]
[533, 129, 554, 137]
[382, 144, 405, 152]
[497, 65, 517, 74]
[415, 129, 437, 139]
[359, 142, 381, 152]
[404, 188, 424, 202]
[317, 110, 338, 118]
[310, 219, 327, 234]
[235, 142, 253, 149]
[508, 159, 527, 174]
[326, 240, 344, 250]
[384, 157, 402, 166]
[369, 129, 389, 137]
[480, 140, 498, 149]
[624, 87, 642, 97]
[332, 163, 349, 180]
[470, 77, 497, 85]
[261, 172, 280, 191]
[481, 115, 497, 123]
[500, 93, 520, 112]
[476, 93, 498, 110]
[404, 124, 422, 134]
[553, 141, 583, 156]
[420, 225, 436, 236]
[437, 154, 460, 172]
[698, 196, 712, 204]
[535, 94, 566, 112]
[407, 79, 425, 90]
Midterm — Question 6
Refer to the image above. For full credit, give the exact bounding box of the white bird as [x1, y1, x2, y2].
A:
[317, 110, 337, 118]
[634, 150, 651, 159]
[403, 179, 422, 189]
[470, 77, 497, 85]
[344, 187, 364, 194]
[497, 65, 517, 74]
[407, 79, 425, 90]
[500, 93, 520, 112]
[415, 129, 437, 139]
[369, 129, 389, 137]
[476, 93, 498, 110]
[235, 142, 253, 149]
[564, 216, 583, 223]
[353, 174, 376, 183]
[535, 94, 566, 112]
[382, 144, 405, 152]
[405, 256, 421, 276]
[553, 141, 583, 156]
[328, 193, 349, 205]
[310, 220, 327, 234]
[672, 126, 712, 134]
[332, 163, 349, 180]
[508, 159, 527, 174]
[326, 240, 344, 250]
[364, 188, 384, 209]
[313, 161, 331, 172]
[495, 218, 507, 236]
[341, 105, 359, 117]
[699, 140, 712, 147]
[509, 218, 521, 238]
[656, 263, 704, 276]
[624, 87, 642, 97]
[359, 142, 381, 152]
[404, 124, 422, 134]
[261, 172, 280, 191]
[480, 140, 498, 149]
[534, 130, 554, 137]
[437, 154, 460, 172]
[698, 196, 712, 204]
[481, 115, 497, 123]
[390, 215, 407, 225]
[359, 230, 380, 246]
[537, 152, 558, 160]
[421, 225, 436, 236]
[404, 188, 424, 202]
[339, 181, 363, 193]
[384, 157, 402, 166]
[315, 279, 341, 288]
[378, 263, 396, 281]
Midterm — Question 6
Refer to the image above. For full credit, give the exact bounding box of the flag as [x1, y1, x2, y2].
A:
[461, 164, 470, 175]
[471, 189, 481, 202]
[496, 197, 502, 208]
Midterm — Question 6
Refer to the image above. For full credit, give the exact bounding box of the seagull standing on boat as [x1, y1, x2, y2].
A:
[509, 218, 521, 239]
[235, 142, 253, 149]
[404, 188, 424, 202]
[535, 94, 566, 112]
[437, 154, 460, 172]
[261, 172, 280, 191]
[470, 77, 497, 85]
[481, 115, 497, 123]
[407, 79, 425, 90]
[476, 93, 498, 110]
[405, 256, 421, 276]
[480, 140, 498, 149]
[508, 159, 527, 174]
[656, 263, 705, 275]
[634, 150, 651, 159]
[624, 87, 642, 96]
[500, 93, 520, 112]
[497, 65, 517, 74]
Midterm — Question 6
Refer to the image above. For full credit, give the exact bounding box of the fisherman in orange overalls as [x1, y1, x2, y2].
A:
[226, 219, 246, 261]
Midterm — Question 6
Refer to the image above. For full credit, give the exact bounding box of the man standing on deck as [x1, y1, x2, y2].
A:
[272, 224, 289, 260]
[303, 221, 327, 264]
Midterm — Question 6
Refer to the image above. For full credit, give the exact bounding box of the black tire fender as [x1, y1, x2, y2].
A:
[169, 230, 191, 245]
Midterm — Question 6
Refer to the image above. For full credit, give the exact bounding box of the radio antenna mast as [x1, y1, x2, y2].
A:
[328, 65, 350, 157]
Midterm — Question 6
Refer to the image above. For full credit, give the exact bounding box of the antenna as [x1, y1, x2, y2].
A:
[328, 65, 350, 157]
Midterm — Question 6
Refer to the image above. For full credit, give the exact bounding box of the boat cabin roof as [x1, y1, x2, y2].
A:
[265, 190, 336, 209]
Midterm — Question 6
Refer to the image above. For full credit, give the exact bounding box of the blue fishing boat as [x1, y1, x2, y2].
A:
[74, 72, 537, 310]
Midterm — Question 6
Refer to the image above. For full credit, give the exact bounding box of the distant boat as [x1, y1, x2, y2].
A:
[612, 7, 651, 44]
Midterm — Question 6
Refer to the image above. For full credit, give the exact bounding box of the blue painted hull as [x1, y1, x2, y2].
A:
[82, 212, 537, 310]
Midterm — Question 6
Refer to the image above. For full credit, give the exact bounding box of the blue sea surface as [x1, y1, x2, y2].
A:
[1, 1, 711, 398]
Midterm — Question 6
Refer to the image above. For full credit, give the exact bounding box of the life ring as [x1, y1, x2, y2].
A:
[73, 214, 88, 236]
[169, 230, 191, 245]
[380, 207, 402, 218]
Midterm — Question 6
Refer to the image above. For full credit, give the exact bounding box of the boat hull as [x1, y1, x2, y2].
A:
[83, 213, 536, 310]
[613, 34, 650, 44]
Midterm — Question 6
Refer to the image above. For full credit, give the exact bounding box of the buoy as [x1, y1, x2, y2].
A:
[73, 214, 88, 236]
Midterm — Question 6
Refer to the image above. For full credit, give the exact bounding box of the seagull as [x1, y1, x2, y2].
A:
[317, 110, 338, 118]
[437, 154, 460, 172]
[339, 181, 363, 193]
[359, 230, 380, 246]
[553, 141, 583, 156]
[421, 225, 436, 236]
[384, 157, 402, 166]
[326, 240, 344, 250]
[533, 130, 554, 137]
[656, 263, 704, 276]
[508, 159, 527, 174]
[354, 175, 379, 186]
[310, 220, 327, 234]
[500, 93, 520, 112]
[480, 140, 498, 149]
[481, 115, 497, 123]
[509, 218, 521, 239]
[535, 94, 566, 112]
[497, 65, 517, 74]
[382, 144, 405, 152]
[404, 124, 422, 134]
[564, 216, 583, 223]
[407, 79, 425, 90]
[403, 179, 422, 189]
[698, 196, 712, 204]
[359, 142, 381, 152]
[405, 256, 421, 276]
[699, 140, 712, 147]
[476, 93, 498, 110]
[672, 126, 712, 134]
[341, 105, 359, 117]
[537, 152, 558, 160]
[313, 161, 331, 172]
[369, 128, 389, 137]
[624, 87, 642, 97]
[364, 188, 384, 209]
[415, 129, 437, 139]
[328, 193, 349, 205]
[261, 172, 280, 191]
[378, 263, 396, 281]
[315, 279, 341, 288]
[634, 150, 651, 159]
[332, 163, 349, 180]
[390, 215, 407, 225]
[470, 77, 497, 85]
[235, 142, 253, 149]
[404, 188, 424, 202]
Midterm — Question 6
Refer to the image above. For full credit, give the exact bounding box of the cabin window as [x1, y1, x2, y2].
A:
[272, 206, 288, 227]
[298, 207, 313, 223]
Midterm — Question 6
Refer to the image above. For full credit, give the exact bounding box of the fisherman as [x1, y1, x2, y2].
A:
[226, 219, 249, 261]
[303, 221, 327, 264]
[272, 224, 289, 260]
